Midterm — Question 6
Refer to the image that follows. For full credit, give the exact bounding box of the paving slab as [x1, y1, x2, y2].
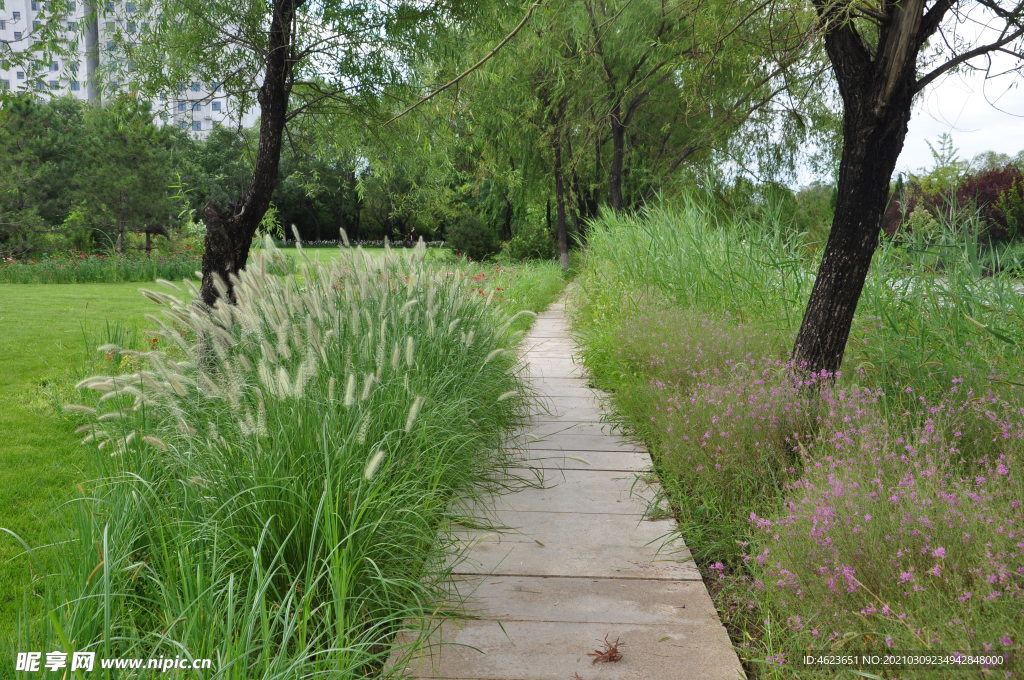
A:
[469, 469, 661, 515]
[524, 379, 604, 399]
[448, 539, 699, 581]
[521, 365, 587, 379]
[447, 510, 678, 550]
[512, 450, 651, 472]
[516, 421, 625, 437]
[393, 620, 743, 680]
[512, 434, 647, 453]
[510, 422, 645, 453]
[533, 401, 606, 422]
[442, 575, 721, 624]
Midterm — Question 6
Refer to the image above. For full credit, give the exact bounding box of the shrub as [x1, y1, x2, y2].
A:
[956, 165, 1024, 241]
[995, 178, 1024, 241]
[501, 221, 555, 261]
[445, 211, 502, 261]
[0, 249, 202, 283]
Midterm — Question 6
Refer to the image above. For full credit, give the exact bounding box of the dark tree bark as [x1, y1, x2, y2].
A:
[791, 103, 912, 374]
[501, 198, 514, 241]
[553, 131, 570, 270]
[608, 101, 625, 212]
[199, 0, 300, 306]
[792, 0, 960, 375]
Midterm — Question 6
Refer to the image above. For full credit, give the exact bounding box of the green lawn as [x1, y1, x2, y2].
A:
[0, 283, 157, 642]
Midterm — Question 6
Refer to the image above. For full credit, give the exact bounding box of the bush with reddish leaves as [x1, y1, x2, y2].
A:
[883, 165, 1024, 241]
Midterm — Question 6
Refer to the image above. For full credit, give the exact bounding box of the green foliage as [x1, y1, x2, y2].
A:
[791, 182, 835, 249]
[913, 133, 969, 196]
[501, 220, 555, 261]
[905, 203, 943, 241]
[0, 95, 86, 256]
[0, 250, 201, 284]
[445, 211, 502, 260]
[995, 178, 1024, 240]
[0, 94, 189, 257]
[501, 219, 557, 261]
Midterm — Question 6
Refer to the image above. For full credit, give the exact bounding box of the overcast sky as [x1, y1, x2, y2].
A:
[898, 67, 1024, 174]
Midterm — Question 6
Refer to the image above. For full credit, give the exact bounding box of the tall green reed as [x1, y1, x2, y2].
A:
[577, 194, 1024, 405]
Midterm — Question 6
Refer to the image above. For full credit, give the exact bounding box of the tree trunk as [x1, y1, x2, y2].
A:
[792, 81, 915, 375]
[199, 0, 297, 307]
[116, 214, 125, 255]
[609, 101, 625, 212]
[501, 198, 514, 241]
[553, 132, 569, 271]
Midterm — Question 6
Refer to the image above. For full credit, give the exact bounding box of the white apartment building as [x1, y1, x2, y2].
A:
[0, 0, 257, 137]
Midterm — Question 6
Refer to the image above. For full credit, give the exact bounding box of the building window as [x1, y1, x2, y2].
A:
[13, 12, 21, 21]
[126, 1, 136, 12]
[0, 80, 9, 90]
[178, 121, 188, 130]
[69, 60, 79, 72]
[33, 20, 41, 29]
[67, 20, 77, 30]
[16, 71, 25, 79]
[69, 2, 76, 10]
[192, 121, 202, 132]
[212, 101, 222, 112]
[192, 102, 201, 111]
[31, 1, 40, 10]
[177, 101, 186, 112]
[50, 61, 58, 71]
[127, 21, 136, 32]
[105, 2, 114, 10]
[14, 31, 22, 39]
[70, 80, 80, 91]
[106, 41, 114, 50]
[48, 79, 58, 90]
[190, 81, 200, 92]
[0, 20, 5, 30]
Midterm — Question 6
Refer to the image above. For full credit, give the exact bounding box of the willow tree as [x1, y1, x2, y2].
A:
[124, 0, 487, 305]
[793, 0, 1024, 374]
[417, 0, 831, 264]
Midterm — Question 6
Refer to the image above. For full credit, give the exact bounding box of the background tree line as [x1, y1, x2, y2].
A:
[0, 95, 453, 258]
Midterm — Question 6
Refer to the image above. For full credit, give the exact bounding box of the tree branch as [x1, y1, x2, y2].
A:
[382, 0, 546, 127]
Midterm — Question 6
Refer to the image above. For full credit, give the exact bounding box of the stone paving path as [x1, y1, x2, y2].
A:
[391, 299, 743, 680]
